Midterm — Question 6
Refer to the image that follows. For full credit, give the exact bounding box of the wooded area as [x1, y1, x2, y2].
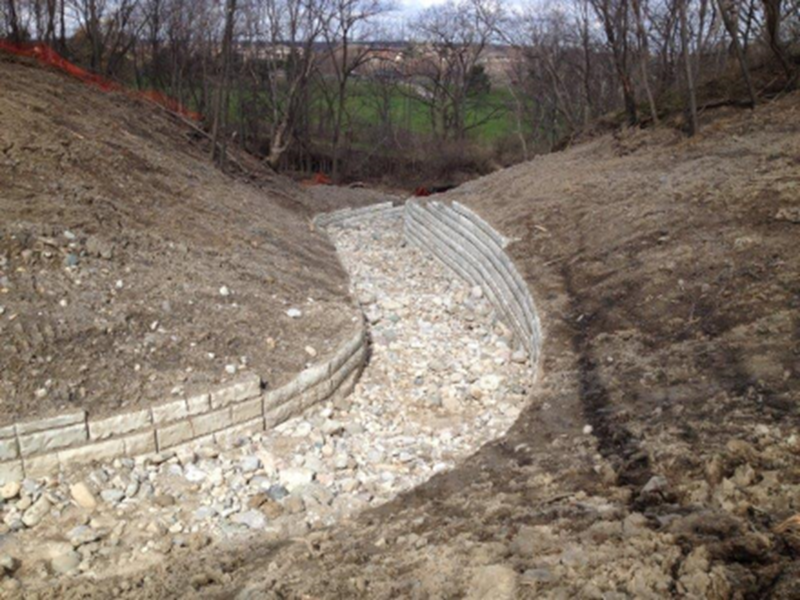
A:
[2, 0, 799, 182]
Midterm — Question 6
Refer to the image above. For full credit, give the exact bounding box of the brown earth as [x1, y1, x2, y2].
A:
[302, 184, 405, 213]
[4, 56, 800, 599]
[0, 55, 359, 425]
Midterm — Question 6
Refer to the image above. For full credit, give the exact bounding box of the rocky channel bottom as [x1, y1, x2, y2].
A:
[0, 210, 532, 590]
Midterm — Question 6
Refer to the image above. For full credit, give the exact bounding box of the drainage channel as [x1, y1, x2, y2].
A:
[0, 208, 532, 586]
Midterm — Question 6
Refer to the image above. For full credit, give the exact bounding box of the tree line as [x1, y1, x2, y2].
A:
[2, 0, 799, 182]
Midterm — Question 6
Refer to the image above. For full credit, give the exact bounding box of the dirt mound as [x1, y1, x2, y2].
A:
[0, 55, 357, 424]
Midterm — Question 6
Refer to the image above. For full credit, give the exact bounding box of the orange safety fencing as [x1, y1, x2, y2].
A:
[0, 40, 202, 121]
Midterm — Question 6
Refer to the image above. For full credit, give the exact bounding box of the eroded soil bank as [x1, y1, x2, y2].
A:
[0, 209, 534, 596]
[0, 56, 356, 424]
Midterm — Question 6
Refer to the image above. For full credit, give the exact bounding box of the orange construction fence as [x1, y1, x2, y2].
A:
[0, 40, 202, 121]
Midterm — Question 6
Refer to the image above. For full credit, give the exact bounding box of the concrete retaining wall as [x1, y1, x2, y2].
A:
[404, 199, 541, 361]
[313, 202, 399, 228]
[0, 324, 367, 485]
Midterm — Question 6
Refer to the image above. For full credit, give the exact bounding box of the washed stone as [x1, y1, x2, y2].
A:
[280, 468, 315, 491]
[100, 489, 125, 504]
[51, 551, 81, 575]
[69, 483, 97, 509]
[0, 482, 21, 501]
[230, 510, 267, 530]
[240, 457, 260, 473]
[22, 496, 51, 527]
[267, 484, 289, 501]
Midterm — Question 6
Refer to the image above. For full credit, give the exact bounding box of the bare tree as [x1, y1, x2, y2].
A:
[5, 0, 22, 42]
[318, 0, 389, 179]
[410, 0, 503, 143]
[679, 0, 699, 134]
[716, 0, 758, 106]
[210, 0, 238, 169]
[632, 0, 659, 123]
[761, 0, 795, 81]
[590, 0, 639, 125]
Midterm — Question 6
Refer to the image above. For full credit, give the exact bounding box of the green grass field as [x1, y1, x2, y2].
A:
[339, 81, 519, 143]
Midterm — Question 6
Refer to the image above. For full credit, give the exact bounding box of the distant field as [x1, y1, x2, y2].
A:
[343, 81, 519, 143]
[216, 79, 523, 153]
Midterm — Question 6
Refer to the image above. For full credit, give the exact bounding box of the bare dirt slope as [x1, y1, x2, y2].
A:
[0, 55, 357, 424]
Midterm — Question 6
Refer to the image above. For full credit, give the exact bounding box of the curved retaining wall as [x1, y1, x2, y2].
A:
[404, 199, 541, 362]
[0, 324, 367, 485]
[313, 202, 400, 228]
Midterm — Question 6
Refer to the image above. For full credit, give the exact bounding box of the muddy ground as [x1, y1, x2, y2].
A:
[0, 55, 359, 423]
[2, 57, 800, 599]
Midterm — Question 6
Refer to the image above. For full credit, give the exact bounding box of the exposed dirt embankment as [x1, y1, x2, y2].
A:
[0, 56, 357, 424]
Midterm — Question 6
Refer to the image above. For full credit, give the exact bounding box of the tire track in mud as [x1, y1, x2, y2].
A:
[562, 264, 653, 489]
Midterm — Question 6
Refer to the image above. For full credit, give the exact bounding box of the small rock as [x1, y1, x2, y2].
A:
[280, 467, 315, 491]
[240, 456, 261, 473]
[69, 482, 98, 510]
[478, 374, 503, 393]
[230, 510, 267, 530]
[0, 553, 19, 575]
[286, 308, 302, 319]
[100, 489, 125, 504]
[283, 495, 306, 514]
[68, 525, 103, 547]
[775, 207, 800, 223]
[642, 475, 669, 495]
[219, 286, 231, 297]
[511, 350, 528, 364]
[0, 481, 21, 500]
[184, 464, 207, 483]
[260, 500, 285, 519]
[266, 484, 289, 501]
[467, 565, 517, 600]
[193, 506, 218, 521]
[154, 494, 176, 507]
[22, 496, 51, 528]
[51, 551, 81, 575]
[305, 346, 317, 358]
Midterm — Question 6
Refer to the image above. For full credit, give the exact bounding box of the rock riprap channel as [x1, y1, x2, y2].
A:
[0, 208, 532, 590]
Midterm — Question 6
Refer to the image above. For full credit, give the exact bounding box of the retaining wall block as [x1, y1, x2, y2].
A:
[124, 431, 157, 456]
[0, 460, 24, 486]
[151, 400, 189, 424]
[156, 421, 194, 450]
[191, 407, 233, 438]
[89, 409, 151, 440]
[231, 397, 263, 424]
[58, 438, 126, 466]
[0, 438, 19, 461]
[18, 424, 88, 457]
[186, 393, 211, 416]
[15, 411, 86, 435]
[210, 374, 262, 410]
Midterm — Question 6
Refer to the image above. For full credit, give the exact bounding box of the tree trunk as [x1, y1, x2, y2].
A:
[210, 0, 237, 170]
[632, 0, 659, 124]
[716, 0, 757, 107]
[761, 0, 795, 83]
[680, 0, 699, 135]
[6, 0, 21, 43]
